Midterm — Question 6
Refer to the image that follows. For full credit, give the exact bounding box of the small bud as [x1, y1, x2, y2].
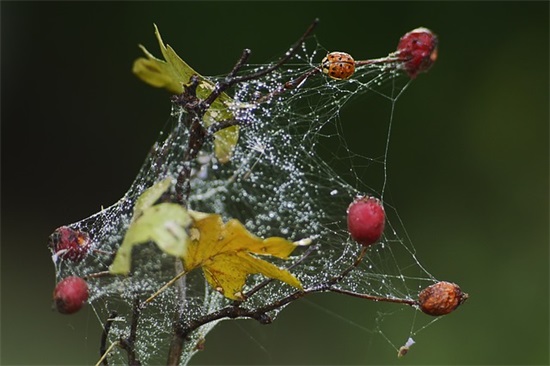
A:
[396, 27, 438, 78]
[347, 196, 385, 246]
[397, 337, 415, 358]
[49, 226, 90, 262]
[53, 276, 89, 314]
[418, 281, 468, 316]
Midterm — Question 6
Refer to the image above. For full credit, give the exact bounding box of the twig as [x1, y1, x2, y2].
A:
[177, 244, 372, 339]
[328, 245, 368, 285]
[201, 49, 251, 110]
[84, 271, 113, 280]
[95, 341, 120, 366]
[167, 312, 185, 366]
[174, 76, 208, 205]
[240, 243, 319, 300]
[119, 296, 141, 365]
[328, 287, 417, 306]
[165, 259, 188, 365]
[99, 311, 118, 366]
[206, 118, 242, 136]
[355, 55, 401, 67]
[256, 67, 321, 104]
[201, 18, 319, 110]
[143, 269, 188, 305]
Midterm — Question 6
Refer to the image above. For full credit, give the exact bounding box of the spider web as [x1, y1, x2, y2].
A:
[51, 36, 441, 365]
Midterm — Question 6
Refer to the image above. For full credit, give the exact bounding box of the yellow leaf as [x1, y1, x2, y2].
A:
[183, 212, 307, 300]
[132, 24, 239, 162]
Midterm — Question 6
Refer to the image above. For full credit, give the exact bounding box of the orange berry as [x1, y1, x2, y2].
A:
[418, 281, 468, 316]
[322, 52, 356, 80]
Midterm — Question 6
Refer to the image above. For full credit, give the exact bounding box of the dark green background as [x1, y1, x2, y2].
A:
[2, 2, 548, 365]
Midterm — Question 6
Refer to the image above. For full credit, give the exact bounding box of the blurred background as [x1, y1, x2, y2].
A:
[1, 2, 548, 365]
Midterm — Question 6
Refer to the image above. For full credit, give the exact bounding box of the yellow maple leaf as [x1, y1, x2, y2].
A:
[184, 211, 307, 300]
[132, 24, 239, 163]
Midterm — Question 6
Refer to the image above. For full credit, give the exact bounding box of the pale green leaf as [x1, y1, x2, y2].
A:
[132, 24, 239, 162]
[133, 177, 172, 217]
[110, 180, 192, 275]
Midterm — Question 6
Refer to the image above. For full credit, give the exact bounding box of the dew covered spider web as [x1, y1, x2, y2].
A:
[51, 35, 443, 364]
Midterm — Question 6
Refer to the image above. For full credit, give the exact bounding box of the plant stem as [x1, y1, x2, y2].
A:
[119, 297, 141, 365]
[328, 287, 418, 306]
[99, 311, 118, 366]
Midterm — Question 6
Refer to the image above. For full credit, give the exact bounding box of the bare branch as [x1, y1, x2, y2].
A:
[201, 19, 319, 110]
[99, 311, 118, 366]
[119, 297, 142, 365]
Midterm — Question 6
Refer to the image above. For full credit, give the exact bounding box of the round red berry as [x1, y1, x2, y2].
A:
[396, 27, 438, 79]
[49, 226, 90, 262]
[418, 281, 468, 316]
[347, 196, 385, 246]
[53, 276, 89, 314]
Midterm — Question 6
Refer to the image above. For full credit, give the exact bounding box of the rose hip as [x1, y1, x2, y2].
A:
[418, 281, 468, 316]
[53, 276, 89, 314]
[49, 226, 90, 262]
[347, 196, 385, 246]
[396, 27, 438, 78]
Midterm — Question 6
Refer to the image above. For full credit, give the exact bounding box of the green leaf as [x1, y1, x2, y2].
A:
[133, 177, 172, 217]
[110, 180, 192, 275]
[132, 24, 239, 162]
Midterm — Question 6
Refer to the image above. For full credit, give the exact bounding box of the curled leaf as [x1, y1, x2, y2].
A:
[110, 179, 192, 275]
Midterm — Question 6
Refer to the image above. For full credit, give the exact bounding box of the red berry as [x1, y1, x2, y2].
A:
[396, 27, 438, 79]
[53, 276, 89, 314]
[347, 196, 385, 246]
[418, 281, 468, 316]
[49, 226, 90, 262]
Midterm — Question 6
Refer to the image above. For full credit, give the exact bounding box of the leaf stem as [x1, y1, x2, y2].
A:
[95, 341, 119, 366]
[144, 268, 188, 305]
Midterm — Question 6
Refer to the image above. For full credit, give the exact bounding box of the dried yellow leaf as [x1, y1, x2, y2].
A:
[183, 212, 307, 300]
